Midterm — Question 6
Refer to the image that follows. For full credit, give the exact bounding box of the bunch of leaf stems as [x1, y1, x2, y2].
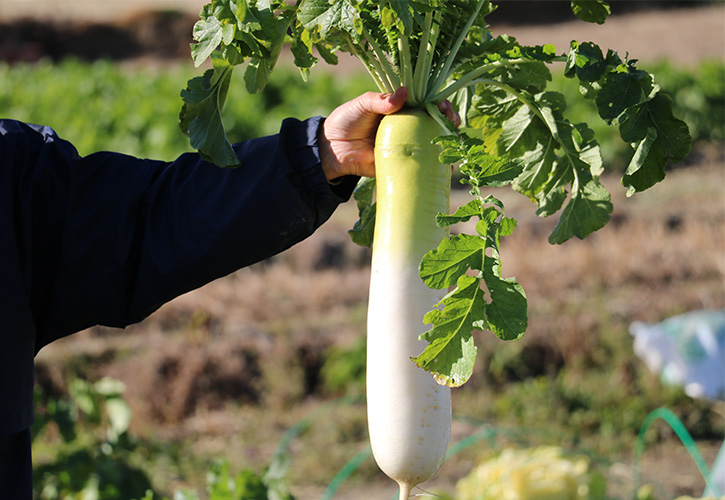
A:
[341, 0, 568, 133]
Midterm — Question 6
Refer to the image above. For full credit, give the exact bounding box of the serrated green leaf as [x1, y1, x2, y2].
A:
[483, 196, 506, 213]
[419, 234, 486, 290]
[462, 146, 522, 187]
[548, 178, 612, 243]
[439, 147, 465, 165]
[413, 275, 483, 387]
[190, 0, 249, 67]
[348, 203, 376, 247]
[499, 104, 535, 153]
[500, 216, 517, 237]
[478, 205, 501, 231]
[520, 43, 559, 62]
[478, 34, 518, 57]
[386, 0, 414, 34]
[596, 68, 653, 124]
[620, 92, 691, 194]
[557, 122, 602, 174]
[234, 30, 267, 58]
[623, 127, 658, 197]
[513, 137, 557, 199]
[511, 62, 552, 93]
[436, 199, 482, 227]
[417, 191, 524, 385]
[348, 177, 376, 247]
[244, 10, 293, 93]
[315, 42, 339, 65]
[482, 258, 527, 341]
[179, 65, 239, 168]
[232, 0, 262, 31]
[535, 162, 573, 217]
[435, 134, 468, 150]
[244, 58, 272, 93]
[220, 43, 244, 65]
[629, 90, 690, 146]
[191, 15, 226, 67]
[571, 0, 610, 24]
[488, 61, 552, 94]
[291, 37, 319, 70]
[538, 90, 567, 114]
[297, 0, 359, 38]
[353, 175, 375, 212]
[469, 89, 521, 131]
[566, 41, 607, 82]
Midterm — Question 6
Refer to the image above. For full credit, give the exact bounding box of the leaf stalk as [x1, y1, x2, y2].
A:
[427, 0, 488, 99]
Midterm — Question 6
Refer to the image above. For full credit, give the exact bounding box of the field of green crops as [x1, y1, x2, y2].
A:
[3, 33, 724, 500]
[1, 57, 722, 168]
[0, 58, 375, 161]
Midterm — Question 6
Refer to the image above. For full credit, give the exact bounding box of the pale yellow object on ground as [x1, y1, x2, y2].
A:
[673, 497, 725, 500]
[456, 446, 606, 500]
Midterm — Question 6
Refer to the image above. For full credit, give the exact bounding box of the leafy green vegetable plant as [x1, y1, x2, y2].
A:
[179, 0, 691, 493]
[32, 378, 152, 500]
[179, 0, 690, 389]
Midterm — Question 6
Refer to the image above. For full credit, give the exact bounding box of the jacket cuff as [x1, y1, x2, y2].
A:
[279, 116, 358, 204]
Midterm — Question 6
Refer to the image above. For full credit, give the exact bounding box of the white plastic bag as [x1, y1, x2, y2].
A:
[630, 310, 725, 400]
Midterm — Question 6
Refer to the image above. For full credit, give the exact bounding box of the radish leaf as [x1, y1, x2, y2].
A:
[548, 177, 613, 244]
[419, 234, 486, 290]
[348, 177, 376, 247]
[483, 262, 527, 341]
[571, 0, 610, 25]
[179, 64, 239, 168]
[297, 0, 359, 38]
[418, 191, 526, 385]
[619, 93, 692, 195]
[413, 275, 482, 387]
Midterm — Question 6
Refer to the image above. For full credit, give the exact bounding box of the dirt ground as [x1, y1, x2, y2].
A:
[494, 5, 725, 66]
[0, 2, 723, 66]
[0, 0, 207, 23]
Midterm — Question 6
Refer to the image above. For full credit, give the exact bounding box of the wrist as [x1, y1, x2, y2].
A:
[318, 120, 341, 181]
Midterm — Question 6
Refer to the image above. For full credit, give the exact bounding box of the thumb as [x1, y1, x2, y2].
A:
[357, 87, 408, 116]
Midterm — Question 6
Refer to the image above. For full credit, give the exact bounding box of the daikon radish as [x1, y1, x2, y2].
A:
[366, 110, 452, 498]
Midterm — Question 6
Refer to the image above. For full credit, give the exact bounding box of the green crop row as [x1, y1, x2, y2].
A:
[1, 58, 721, 167]
[0, 58, 375, 162]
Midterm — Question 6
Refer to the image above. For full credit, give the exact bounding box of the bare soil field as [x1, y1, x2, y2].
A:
[15, 3, 725, 500]
[0, 0, 207, 23]
[0, 2, 723, 66]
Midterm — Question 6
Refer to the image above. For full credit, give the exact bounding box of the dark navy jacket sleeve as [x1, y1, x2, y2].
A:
[0, 118, 358, 433]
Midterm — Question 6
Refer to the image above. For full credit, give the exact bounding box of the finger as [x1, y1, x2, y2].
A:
[451, 109, 461, 128]
[438, 100, 461, 128]
[384, 87, 408, 114]
[356, 87, 408, 116]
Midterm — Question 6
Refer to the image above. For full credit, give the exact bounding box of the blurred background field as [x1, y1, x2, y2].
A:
[1, 1, 724, 499]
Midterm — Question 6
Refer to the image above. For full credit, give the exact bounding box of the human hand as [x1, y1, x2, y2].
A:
[319, 87, 460, 181]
